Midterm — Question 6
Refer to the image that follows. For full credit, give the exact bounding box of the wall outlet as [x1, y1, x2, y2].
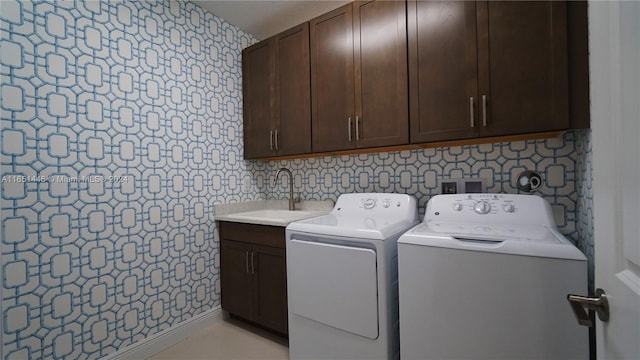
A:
[464, 179, 485, 193]
[439, 178, 487, 194]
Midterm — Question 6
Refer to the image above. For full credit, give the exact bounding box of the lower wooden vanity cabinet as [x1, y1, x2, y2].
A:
[219, 222, 288, 335]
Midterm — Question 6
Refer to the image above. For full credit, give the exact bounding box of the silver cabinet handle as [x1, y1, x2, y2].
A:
[274, 130, 279, 150]
[482, 94, 487, 127]
[245, 251, 250, 273]
[355, 116, 360, 141]
[250, 251, 255, 274]
[348, 117, 352, 141]
[469, 97, 475, 128]
[269, 130, 274, 151]
[567, 288, 610, 327]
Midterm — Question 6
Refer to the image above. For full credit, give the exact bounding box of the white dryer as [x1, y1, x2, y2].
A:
[286, 193, 418, 360]
[398, 194, 588, 360]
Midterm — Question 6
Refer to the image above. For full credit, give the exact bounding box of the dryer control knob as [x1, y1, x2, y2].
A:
[453, 203, 463, 211]
[503, 203, 515, 213]
[473, 201, 491, 214]
[363, 198, 376, 209]
[382, 200, 391, 208]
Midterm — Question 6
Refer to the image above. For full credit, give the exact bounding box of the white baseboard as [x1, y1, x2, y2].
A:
[101, 307, 223, 360]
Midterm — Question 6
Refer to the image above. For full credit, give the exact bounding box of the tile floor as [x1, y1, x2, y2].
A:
[149, 317, 289, 360]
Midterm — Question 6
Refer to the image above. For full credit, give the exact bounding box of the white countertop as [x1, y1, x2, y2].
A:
[214, 199, 334, 227]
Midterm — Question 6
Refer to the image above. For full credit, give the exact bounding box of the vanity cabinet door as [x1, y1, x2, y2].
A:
[220, 239, 255, 321]
[253, 244, 288, 334]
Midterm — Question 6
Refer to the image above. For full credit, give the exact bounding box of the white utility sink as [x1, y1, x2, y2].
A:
[233, 209, 319, 220]
[214, 200, 333, 227]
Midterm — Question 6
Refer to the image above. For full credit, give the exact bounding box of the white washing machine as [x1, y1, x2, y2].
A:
[286, 193, 418, 360]
[398, 194, 588, 360]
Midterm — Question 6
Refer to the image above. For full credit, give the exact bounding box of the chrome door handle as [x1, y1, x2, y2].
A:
[567, 288, 610, 327]
[348, 117, 352, 141]
[469, 97, 475, 128]
[274, 130, 279, 150]
[482, 94, 487, 127]
[355, 116, 360, 141]
[245, 251, 250, 273]
[269, 130, 274, 151]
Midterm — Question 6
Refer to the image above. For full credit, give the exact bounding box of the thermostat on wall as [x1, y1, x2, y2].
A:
[439, 178, 487, 194]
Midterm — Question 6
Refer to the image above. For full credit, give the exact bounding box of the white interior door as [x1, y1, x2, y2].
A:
[590, 1, 640, 358]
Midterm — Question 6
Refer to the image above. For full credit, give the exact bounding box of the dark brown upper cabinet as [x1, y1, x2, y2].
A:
[409, 1, 569, 143]
[311, 1, 408, 152]
[567, 0, 590, 129]
[243, 23, 311, 159]
[243, 40, 273, 158]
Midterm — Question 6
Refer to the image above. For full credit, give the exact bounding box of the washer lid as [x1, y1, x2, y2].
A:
[398, 222, 587, 261]
[422, 220, 563, 243]
[287, 214, 417, 240]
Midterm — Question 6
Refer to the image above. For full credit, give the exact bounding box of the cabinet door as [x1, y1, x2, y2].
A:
[567, 0, 591, 129]
[567, 0, 590, 129]
[354, 0, 409, 148]
[274, 23, 312, 156]
[311, 4, 356, 152]
[477, 1, 569, 136]
[408, 0, 479, 143]
[220, 240, 254, 321]
[253, 245, 288, 334]
[243, 41, 275, 159]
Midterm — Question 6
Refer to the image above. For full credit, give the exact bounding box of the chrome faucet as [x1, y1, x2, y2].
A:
[273, 167, 297, 211]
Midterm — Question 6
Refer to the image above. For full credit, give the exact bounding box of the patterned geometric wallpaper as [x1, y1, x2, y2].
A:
[1, 1, 595, 359]
[261, 131, 584, 239]
[575, 130, 594, 293]
[1, 1, 258, 359]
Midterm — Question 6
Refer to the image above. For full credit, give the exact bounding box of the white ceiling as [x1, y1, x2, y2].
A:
[192, 1, 350, 40]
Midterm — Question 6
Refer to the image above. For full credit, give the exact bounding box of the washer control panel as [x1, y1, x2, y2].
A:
[473, 200, 491, 214]
[362, 198, 377, 209]
[426, 193, 556, 227]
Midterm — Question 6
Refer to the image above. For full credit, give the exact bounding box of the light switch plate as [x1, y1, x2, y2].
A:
[440, 181, 458, 194]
